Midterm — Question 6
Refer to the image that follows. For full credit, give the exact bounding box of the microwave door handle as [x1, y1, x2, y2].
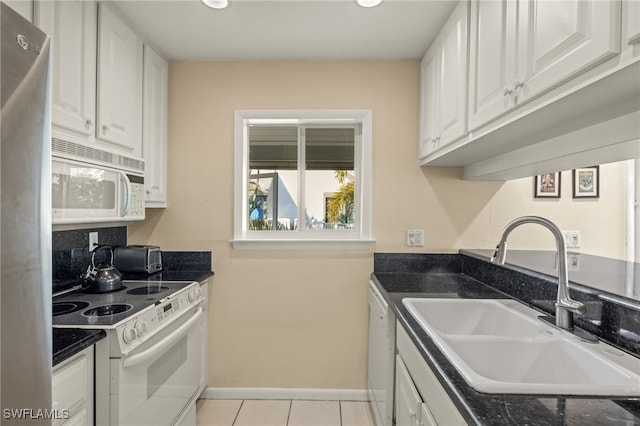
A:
[119, 172, 131, 217]
[122, 307, 204, 369]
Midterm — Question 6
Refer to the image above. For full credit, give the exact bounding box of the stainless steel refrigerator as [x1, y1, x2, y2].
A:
[1, 2, 52, 424]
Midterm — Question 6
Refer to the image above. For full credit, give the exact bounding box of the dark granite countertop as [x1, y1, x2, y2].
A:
[53, 328, 106, 366]
[121, 270, 214, 283]
[373, 254, 640, 425]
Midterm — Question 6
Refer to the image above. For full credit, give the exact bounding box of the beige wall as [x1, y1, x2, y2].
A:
[129, 60, 628, 390]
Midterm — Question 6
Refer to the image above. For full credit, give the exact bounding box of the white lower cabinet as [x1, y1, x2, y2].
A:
[52, 346, 94, 426]
[395, 324, 466, 426]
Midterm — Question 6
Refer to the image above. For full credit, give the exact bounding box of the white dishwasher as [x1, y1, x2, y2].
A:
[367, 280, 395, 426]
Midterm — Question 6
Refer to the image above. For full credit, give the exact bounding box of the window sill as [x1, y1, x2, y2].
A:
[230, 239, 375, 251]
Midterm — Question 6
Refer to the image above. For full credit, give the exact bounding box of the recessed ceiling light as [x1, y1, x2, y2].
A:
[203, 0, 229, 9]
[357, 0, 383, 7]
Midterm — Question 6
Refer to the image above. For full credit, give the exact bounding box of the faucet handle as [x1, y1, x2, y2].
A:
[556, 298, 586, 315]
[491, 242, 507, 264]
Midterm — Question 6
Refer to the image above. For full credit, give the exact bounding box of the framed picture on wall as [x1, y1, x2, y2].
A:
[534, 172, 561, 198]
[573, 166, 599, 198]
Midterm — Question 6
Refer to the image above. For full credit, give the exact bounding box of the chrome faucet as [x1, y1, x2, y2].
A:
[491, 216, 586, 331]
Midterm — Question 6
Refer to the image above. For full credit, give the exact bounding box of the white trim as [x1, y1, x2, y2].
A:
[200, 387, 369, 402]
[230, 239, 375, 251]
[233, 110, 373, 250]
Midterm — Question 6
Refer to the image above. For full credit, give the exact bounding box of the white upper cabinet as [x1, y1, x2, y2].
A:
[468, 0, 621, 131]
[419, 45, 440, 160]
[142, 45, 168, 207]
[421, 0, 638, 180]
[96, 3, 143, 158]
[515, 0, 621, 104]
[437, 1, 469, 148]
[625, 0, 640, 47]
[39, 0, 97, 146]
[468, 0, 517, 131]
[419, 1, 469, 160]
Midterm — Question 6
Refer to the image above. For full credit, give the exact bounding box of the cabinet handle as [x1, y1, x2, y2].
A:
[102, 125, 110, 134]
[85, 119, 93, 129]
[503, 87, 513, 96]
[513, 80, 524, 91]
[409, 409, 417, 418]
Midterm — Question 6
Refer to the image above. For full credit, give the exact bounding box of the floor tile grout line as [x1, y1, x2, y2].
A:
[286, 399, 292, 426]
[231, 400, 244, 426]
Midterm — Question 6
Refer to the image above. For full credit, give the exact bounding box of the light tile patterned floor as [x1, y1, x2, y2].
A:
[196, 399, 374, 426]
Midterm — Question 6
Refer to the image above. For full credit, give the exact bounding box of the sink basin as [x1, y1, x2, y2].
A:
[403, 298, 640, 396]
[403, 298, 546, 338]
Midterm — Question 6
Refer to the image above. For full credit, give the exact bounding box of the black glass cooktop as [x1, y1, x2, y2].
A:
[52, 280, 194, 328]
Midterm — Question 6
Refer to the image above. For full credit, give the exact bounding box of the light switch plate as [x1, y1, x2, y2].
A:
[563, 230, 581, 248]
[406, 229, 424, 247]
[89, 232, 99, 251]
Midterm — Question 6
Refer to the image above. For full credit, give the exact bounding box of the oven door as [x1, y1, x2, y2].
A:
[110, 304, 205, 426]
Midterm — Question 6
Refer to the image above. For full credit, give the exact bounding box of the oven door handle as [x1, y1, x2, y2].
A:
[123, 306, 204, 369]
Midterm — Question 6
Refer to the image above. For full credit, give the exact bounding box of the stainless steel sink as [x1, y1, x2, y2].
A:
[403, 298, 640, 396]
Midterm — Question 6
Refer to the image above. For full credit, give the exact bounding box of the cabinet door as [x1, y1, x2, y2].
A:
[468, 0, 518, 131]
[516, 0, 621, 102]
[418, 46, 440, 160]
[142, 44, 168, 207]
[96, 3, 143, 157]
[419, 404, 437, 426]
[626, 0, 640, 46]
[395, 355, 421, 426]
[52, 347, 93, 425]
[438, 0, 469, 148]
[43, 0, 97, 144]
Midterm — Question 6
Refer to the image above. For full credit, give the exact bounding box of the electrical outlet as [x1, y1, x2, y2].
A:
[406, 229, 424, 247]
[563, 230, 581, 248]
[89, 232, 99, 251]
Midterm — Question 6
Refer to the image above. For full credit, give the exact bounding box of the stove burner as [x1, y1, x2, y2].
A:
[126, 286, 169, 296]
[83, 304, 132, 317]
[53, 301, 90, 317]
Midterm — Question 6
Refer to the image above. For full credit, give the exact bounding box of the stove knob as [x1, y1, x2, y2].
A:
[134, 321, 148, 337]
[123, 327, 137, 344]
[188, 287, 200, 303]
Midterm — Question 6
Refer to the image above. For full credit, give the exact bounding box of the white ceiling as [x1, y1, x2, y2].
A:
[109, 0, 456, 61]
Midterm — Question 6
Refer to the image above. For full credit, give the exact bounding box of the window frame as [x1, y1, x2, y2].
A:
[232, 110, 374, 251]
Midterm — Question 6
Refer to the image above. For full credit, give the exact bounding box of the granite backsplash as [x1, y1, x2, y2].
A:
[53, 226, 212, 292]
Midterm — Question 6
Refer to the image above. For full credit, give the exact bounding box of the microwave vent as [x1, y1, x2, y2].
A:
[119, 156, 145, 172]
[52, 138, 114, 164]
[52, 138, 144, 173]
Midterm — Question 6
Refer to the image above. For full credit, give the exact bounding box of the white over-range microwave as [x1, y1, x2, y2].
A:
[52, 139, 145, 225]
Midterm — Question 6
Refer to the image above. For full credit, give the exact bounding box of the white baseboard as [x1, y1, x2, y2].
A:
[200, 387, 369, 402]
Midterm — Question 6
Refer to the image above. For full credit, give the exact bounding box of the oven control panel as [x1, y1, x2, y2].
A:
[113, 282, 204, 355]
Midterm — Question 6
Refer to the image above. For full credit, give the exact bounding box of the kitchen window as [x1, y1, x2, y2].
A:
[232, 110, 373, 250]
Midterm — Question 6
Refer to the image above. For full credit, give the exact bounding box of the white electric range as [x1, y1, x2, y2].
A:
[53, 280, 206, 426]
